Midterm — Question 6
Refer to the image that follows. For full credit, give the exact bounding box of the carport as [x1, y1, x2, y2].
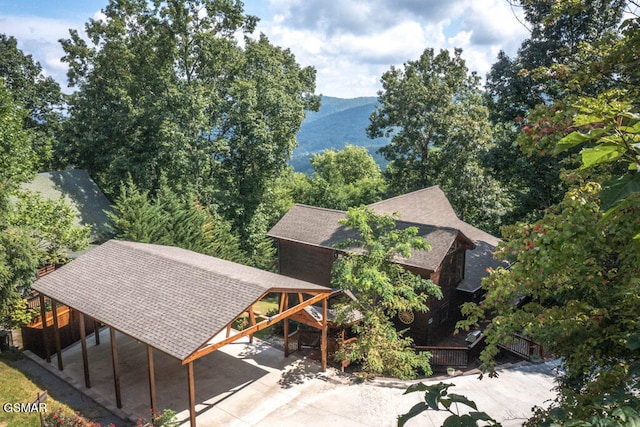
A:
[32, 240, 332, 426]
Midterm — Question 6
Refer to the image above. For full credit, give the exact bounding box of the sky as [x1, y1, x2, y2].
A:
[0, 0, 530, 98]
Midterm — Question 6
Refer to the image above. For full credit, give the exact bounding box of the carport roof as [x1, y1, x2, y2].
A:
[32, 240, 331, 362]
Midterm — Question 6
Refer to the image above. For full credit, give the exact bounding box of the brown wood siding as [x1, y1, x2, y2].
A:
[278, 240, 336, 287]
[426, 250, 466, 344]
[21, 306, 96, 359]
[275, 238, 472, 346]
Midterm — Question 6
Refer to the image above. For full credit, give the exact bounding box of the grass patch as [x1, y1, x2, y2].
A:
[232, 299, 280, 331]
[253, 299, 279, 316]
[0, 352, 98, 427]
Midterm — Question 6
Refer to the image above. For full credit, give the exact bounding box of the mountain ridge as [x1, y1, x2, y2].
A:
[292, 95, 390, 173]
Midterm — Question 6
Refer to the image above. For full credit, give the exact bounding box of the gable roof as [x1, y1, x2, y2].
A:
[21, 169, 114, 242]
[268, 204, 474, 272]
[369, 185, 505, 292]
[32, 240, 331, 362]
[368, 186, 500, 247]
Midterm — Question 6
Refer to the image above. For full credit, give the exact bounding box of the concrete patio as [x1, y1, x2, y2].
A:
[28, 326, 560, 426]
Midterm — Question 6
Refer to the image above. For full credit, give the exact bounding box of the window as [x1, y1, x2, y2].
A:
[440, 303, 449, 324]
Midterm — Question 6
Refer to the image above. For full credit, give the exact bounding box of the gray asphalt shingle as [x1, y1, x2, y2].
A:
[32, 240, 331, 362]
[267, 203, 474, 272]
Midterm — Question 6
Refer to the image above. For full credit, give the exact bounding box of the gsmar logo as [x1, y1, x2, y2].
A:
[2, 402, 47, 413]
[2, 390, 48, 414]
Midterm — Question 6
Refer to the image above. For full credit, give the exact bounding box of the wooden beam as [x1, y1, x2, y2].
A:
[78, 312, 91, 388]
[94, 320, 100, 346]
[51, 300, 63, 371]
[321, 297, 328, 372]
[283, 317, 289, 357]
[39, 294, 50, 363]
[187, 362, 196, 427]
[183, 292, 331, 365]
[147, 346, 157, 419]
[278, 292, 287, 313]
[110, 327, 122, 408]
[248, 308, 256, 344]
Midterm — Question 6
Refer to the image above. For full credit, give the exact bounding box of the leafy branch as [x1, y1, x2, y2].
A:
[398, 382, 501, 427]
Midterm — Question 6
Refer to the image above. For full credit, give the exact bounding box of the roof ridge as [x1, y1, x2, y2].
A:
[292, 203, 348, 215]
[368, 185, 443, 207]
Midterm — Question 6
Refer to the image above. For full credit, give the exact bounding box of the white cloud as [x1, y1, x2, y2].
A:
[0, 14, 85, 90]
[254, 0, 529, 97]
[1, 1, 530, 99]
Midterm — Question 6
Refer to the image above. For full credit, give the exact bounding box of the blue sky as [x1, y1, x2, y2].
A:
[0, 0, 529, 98]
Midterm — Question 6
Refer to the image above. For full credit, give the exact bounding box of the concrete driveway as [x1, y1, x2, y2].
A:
[35, 328, 558, 426]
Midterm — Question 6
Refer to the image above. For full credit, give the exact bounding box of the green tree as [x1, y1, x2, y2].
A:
[459, 6, 640, 421]
[108, 180, 246, 264]
[0, 79, 35, 208]
[10, 191, 91, 265]
[288, 145, 387, 210]
[460, 182, 639, 423]
[59, 0, 318, 249]
[331, 206, 442, 379]
[0, 34, 64, 170]
[0, 81, 87, 328]
[483, 0, 628, 224]
[368, 48, 509, 233]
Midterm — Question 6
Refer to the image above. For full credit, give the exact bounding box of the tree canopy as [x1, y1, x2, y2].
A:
[369, 48, 510, 233]
[58, 0, 319, 249]
[0, 80, 88, 328]
[0, 34, 64, 171]
[108, 179, 247, 264]
[331, 206, 441, 379]
[287, 144, 387, 211]
[459, 2, 640, 423]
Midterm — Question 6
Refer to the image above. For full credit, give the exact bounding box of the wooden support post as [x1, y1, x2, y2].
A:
[321, 297, 328, 372]
[51, 300, 63, 371]
[94, 320, 101, 346]
[109, 327, 122, 408]
[147, 346, 157, 419]
[226, 324, 232, 338]
[283, 317, 289, 357]
[248, 308, 256, 344]
[39, 294, 51, 363]
[78, 313, 91, 388]
[187, 362, 196, 427]
[278, 293, 287, 313]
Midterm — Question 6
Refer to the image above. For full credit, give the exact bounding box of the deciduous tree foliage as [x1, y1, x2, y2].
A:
[331, 206, 442, 379]
[59, 0, 319, 248]
[369, 48, 509, 233]
[484, 0, 628, 224]
[288, 145, 387, 210]
[460, 182, 639, 424]
[0, 81, 88, 328]
[0, 34, 64, 171]
[0, 80, 35, 207]
[460, 3, 640, 423]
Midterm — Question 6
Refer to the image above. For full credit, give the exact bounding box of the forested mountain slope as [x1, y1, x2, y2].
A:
[292, 96, 390, 173]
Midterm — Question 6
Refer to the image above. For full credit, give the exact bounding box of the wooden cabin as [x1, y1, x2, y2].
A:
[267, 186, 504, 346]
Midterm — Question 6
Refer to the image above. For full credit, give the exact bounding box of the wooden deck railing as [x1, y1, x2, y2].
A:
[500, 333, 543, 361]
[416, 346, 469, 368]
[287, 329, 356, 371]
[415, 335, 486, 368]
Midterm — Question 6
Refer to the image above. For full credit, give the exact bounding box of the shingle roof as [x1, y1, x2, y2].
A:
[369, 186, 505, 292]
[368, 186, 500, 247]
[32, 240, 331, 362]
[20, 169, 114, 242]
[267, 204, 474, 272]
